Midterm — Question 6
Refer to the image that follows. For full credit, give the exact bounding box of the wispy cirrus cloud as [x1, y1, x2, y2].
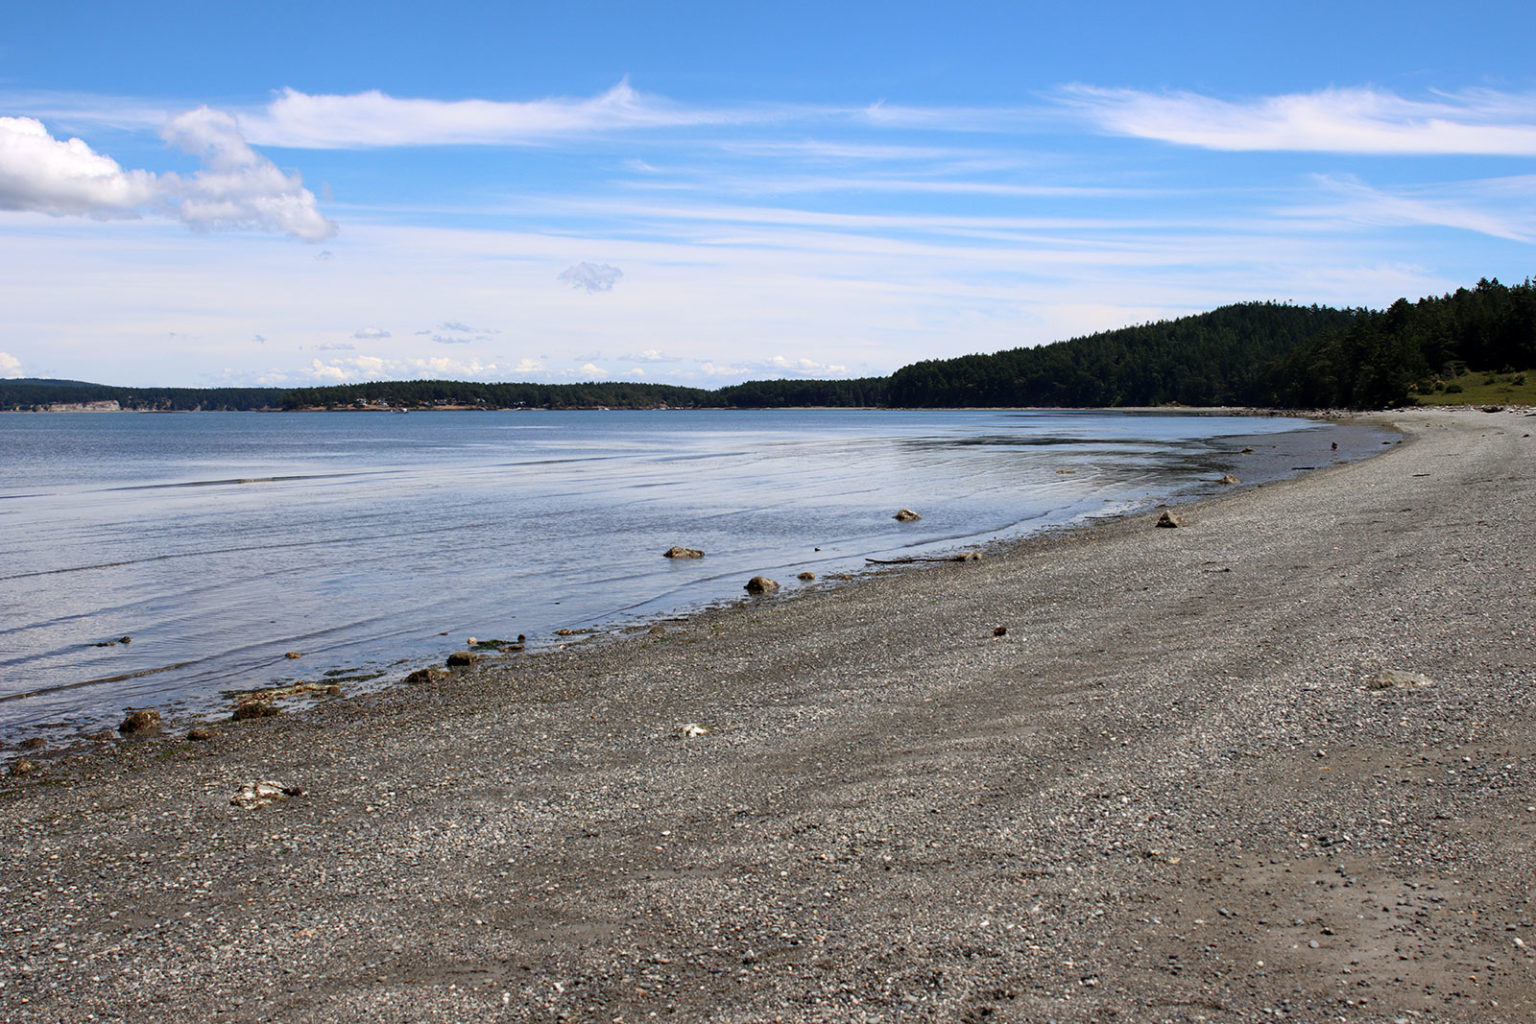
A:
[1058, 85, 1536, 156]
[241, 80, 755, 149]
[1285, 174, 1536, 243]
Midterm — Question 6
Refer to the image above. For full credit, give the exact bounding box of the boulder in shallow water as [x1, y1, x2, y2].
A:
[1218, 474, 1240, 485]
[797, 571, 816, 581]
[893, 508, 922, 522]
[744, 576, 780, 595]
[118, 709, 162, 737]
[663, 546, 705, 559]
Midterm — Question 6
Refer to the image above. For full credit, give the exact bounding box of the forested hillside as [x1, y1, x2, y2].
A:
[886, 303, 1357, 407]
[1262, 277, 1536, 408]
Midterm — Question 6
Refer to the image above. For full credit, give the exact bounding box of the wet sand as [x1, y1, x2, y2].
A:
[2, 407, 1534, 1023]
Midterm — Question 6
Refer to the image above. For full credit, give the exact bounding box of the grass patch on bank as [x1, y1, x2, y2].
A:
[1413, 369, 1536, 406]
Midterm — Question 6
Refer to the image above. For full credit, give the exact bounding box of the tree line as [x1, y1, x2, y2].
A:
[4, 276, 1531, 413]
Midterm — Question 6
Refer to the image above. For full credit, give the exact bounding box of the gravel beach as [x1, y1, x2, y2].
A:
[3, 407, 1533, 1023]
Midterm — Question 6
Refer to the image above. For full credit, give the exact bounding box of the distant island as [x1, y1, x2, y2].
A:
[5, 276, 1532, 413]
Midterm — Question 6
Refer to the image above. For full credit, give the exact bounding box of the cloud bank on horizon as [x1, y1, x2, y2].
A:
[1, 3, 1532, 388]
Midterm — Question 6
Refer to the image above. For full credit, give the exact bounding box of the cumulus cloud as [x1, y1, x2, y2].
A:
[625, 348, 671, 362]
[0, 115, 157, 216]
[558, 261, 623, 292]
[160, 107, 335, 240]
[353, 326, 390, 339]
[576, 362, 606, 376]
[1059, 85, 1536, 156]
[0, 351, 22, 377]
[0, 112, 334, 240]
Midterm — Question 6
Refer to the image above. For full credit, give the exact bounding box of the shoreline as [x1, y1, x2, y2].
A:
[0, 409, 1387, 751]
[3, 406, 1534, 1022]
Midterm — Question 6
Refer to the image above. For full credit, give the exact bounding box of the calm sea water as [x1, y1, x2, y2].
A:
[0, 409, 1369, 744]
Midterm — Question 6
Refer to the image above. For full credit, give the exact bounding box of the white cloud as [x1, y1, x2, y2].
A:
[1288, 174, 1535, 243]
[160, 107, 335, 240]
[0, 351, 22, 377]
[763, 355, 849, 376]
[1059, 85, 1536, 156]
[353, 326, 390, 339]
[0, 115, 156, 216]
[558, 261, 623, 292]
[307, 353, 509, 383]
[695, 360, 750, 378]
[244, 80, 735, 149]
[626, 348, 671, 362]
[0, 112, 334, 240]
[576, 362, 605, 376]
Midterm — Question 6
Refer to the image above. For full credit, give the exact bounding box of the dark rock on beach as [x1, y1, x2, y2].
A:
[230, 700, 280, 721]
[744, 575, 780, 594]
[117, 709, 161, 736]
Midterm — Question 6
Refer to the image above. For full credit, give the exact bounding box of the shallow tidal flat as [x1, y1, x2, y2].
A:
[2, 407, 1534, 1023]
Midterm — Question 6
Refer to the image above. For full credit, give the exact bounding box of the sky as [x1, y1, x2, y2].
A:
[1, 1, 1533, 388]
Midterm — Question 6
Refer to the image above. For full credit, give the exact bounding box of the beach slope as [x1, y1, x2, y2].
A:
[3, 407, 1534, 1022]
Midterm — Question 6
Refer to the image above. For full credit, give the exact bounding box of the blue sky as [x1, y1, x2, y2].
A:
[2, 1, 1533, 387]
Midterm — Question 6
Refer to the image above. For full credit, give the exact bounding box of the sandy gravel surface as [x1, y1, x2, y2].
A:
[3, 407, 1534, 1023]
